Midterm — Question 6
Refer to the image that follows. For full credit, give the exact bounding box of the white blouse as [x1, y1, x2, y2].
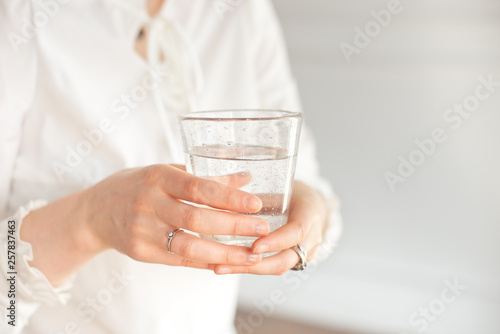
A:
[0, 1, 342, 333]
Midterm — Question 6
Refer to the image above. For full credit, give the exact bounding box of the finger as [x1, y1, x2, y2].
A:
[114, 220, 216, 270]
[160, 166, 262, 213]
[156, 197, 269, 237]
[257, 193, 285, 214]
[170, 164, 186, 171]
[169, 166, 251, 188]
[213, 249, 299, 275]
[168, 231, 263, 266]
[143, 244, 216, 270]
[205, 172, 252, 189]
[251, 197, 318, 254]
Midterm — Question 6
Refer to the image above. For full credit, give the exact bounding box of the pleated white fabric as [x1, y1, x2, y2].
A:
[0, 1, 342, 333]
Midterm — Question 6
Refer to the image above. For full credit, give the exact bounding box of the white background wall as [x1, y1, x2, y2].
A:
[238, 1, 500, 333]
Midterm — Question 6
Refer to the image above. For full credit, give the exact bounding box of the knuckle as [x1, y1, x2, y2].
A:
[222, 188, 232, 207]
[129, 197, 147, 214]
[179, 257, 193, 267]
[125, 239, 143, 260]
[183, 207, 202, 231]
[275, 262, 290, 276]
[186, 178, 223, 205]
[232, 217, 244, 235]
[296, 223, 307, 244]
[125, 219, 143, 238]
[186, 178, 203, 201]
[223, 248, 234, 264]
[239, 266, 252, 274]
[223, 248, 241, 265]
[142, 164, 163, 184]
[204, 181, 218, 198]
[128, 186, 155, 214]
[274, 254, 296, 276]
[179, 238, 196, 259]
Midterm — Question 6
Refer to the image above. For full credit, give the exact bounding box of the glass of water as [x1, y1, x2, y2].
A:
[178, 110, 302, 248]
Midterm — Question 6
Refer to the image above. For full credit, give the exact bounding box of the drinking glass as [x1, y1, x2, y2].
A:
[178, 110, 302, 247]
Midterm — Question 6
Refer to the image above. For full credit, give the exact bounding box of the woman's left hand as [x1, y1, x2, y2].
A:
[214, 181, 329, 275]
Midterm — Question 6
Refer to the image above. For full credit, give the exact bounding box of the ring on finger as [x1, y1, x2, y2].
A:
[290, 244, 307, 271]
[166, 228, 183, 255]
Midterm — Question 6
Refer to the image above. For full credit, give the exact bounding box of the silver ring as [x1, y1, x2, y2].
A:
[166, 229, 182, 255]
[290, 244, 307, 271]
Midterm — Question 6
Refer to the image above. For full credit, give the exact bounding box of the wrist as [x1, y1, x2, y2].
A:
[76, 188, 108, 255]
[18, 190, 104, 287]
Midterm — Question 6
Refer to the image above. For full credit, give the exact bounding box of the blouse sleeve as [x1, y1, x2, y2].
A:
[248, 0, 343, 262]
[0, 201, 75, 332]
[0, 3, 74, 332]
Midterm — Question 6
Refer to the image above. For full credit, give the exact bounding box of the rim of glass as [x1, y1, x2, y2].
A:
[178, 109, 302, 121]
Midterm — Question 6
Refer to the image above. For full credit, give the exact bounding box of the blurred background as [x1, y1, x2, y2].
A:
[236, 0, 500, 333]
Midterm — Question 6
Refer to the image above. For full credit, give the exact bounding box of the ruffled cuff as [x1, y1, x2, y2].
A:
[14, 200, 74, 304]
[0, 200, 75, 329]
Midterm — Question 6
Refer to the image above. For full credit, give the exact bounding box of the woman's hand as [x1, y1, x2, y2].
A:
[213, 181, 330, 275]
[21, 164, 269, 286]
[84, 164, 271, 269]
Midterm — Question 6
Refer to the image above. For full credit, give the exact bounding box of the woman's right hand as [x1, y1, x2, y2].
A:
[21, 164, 267, 287]
[83, 164, 268, 270]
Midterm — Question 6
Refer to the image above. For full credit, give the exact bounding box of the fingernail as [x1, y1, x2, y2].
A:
[254, 223, 268, 235]
[253, 244, 268, 254]
[245, 195, 262, 212]
[247, 254, 261, 263]
[218, 267, 232, 275]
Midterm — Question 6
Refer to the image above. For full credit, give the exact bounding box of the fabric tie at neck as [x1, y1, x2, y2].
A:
[108, 0, 204, 162]
[146, 15, 205, 162]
